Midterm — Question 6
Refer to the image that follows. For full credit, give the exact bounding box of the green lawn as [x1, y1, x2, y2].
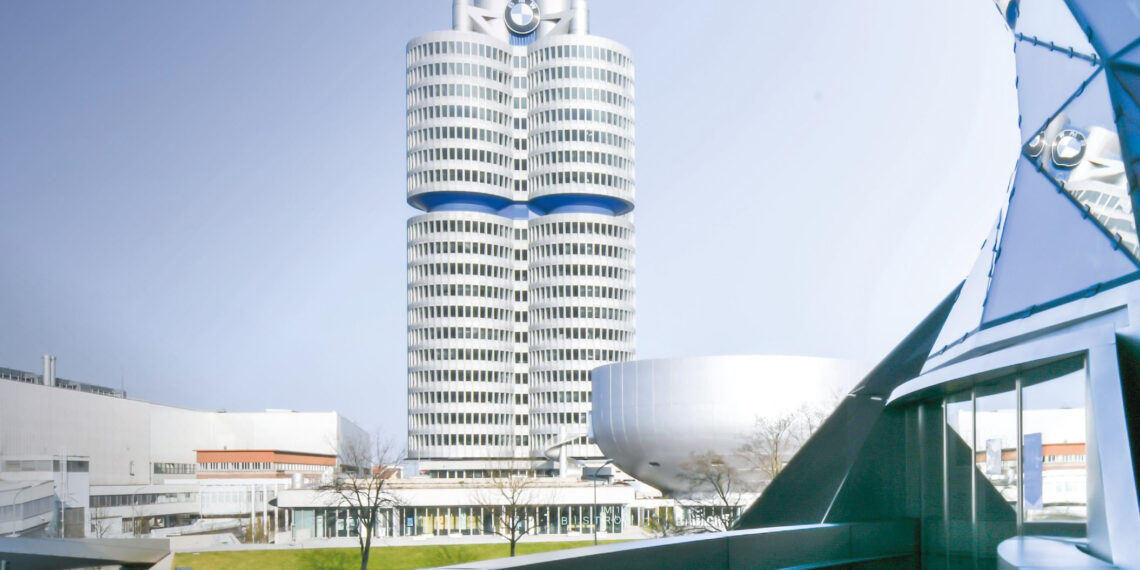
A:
[172, 540, 626, 570]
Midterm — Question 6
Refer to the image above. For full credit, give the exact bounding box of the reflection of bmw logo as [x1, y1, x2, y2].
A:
[505, 0, 541, 35]
[1024, 132, 1045, 158]
[1051, 129, 1086, 168]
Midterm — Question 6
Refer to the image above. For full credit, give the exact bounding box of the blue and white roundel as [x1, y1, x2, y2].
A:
[505, 0, 541, 35]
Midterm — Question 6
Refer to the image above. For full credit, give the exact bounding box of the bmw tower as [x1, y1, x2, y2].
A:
[405, 0, 636, 477]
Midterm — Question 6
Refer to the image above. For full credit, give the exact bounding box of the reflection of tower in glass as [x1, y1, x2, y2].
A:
[1026, 114, 1138, 256]
[405, 0, 636, 475]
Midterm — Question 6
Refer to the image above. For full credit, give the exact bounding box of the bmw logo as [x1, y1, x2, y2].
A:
[1051, 129, 1086, 168]
[505, 0, 541, 36]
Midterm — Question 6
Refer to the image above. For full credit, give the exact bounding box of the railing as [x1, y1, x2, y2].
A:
[431, 520, 917, 569]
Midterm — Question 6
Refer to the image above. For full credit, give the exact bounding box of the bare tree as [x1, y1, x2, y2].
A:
[738, 413, 799, 481]
[89, 505, 115, 538]
[675, 452, 746, 533]
[128, 490, 151, 537]
[641, 505, 684, 537]
[475, 460, 542, 557]
[320, 432, 403, 570]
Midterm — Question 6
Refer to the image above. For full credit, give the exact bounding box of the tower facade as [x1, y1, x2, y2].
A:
[406, 0, 635, 476]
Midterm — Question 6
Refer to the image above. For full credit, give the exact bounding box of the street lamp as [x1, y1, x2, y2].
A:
[586, 459, 614, 546]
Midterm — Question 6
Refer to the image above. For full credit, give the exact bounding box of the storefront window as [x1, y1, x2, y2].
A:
[1021, 361, 1087, 523]
[920, 356, 1086, 568]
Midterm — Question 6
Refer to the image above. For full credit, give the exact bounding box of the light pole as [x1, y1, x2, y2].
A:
[590, 459, 614, 546]
[6, 485, 33, 538]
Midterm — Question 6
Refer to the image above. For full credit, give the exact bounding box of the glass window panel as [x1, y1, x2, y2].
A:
[1027, 72, 1137, 256]
[1066, 0, 1140, 57]
[975, 379, 1018, 560]
[1022, 360, 1087, 523]
[1010, 0, 1097, 56]
[1013, 41, 1098, 144]
[946, 392, 976, 563]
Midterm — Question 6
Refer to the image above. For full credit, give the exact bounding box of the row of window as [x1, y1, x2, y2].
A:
[532, 220, 631, 239]
[409, 283, 513, 303]
[408, 61, 511, 87]
[409, 262, 513, 280]
[410, 348, 515, 365]
[407, 305, 518, 323]
[410, 412, 512, 427]
[533, 411, 589, 426]
[408, 39, 510, 67]
[199, 461, 272, 471]
[531, 348, 631, 364]
[532, 305, 633, 322]
[530, 432, 593, 448]
[530, 369, 593, 384]
[532, 241, 632, 259]
[409, 370, 516, 385]
[90, 492, 195, 508]
[2, 459, 89, 473]
[530, 284, 632, 302]
[407, 82, 510, 108]
[532, 127, 633, 152]
[408, 104, 513, 133]
[531, 170, 633, 193]
[531, 148, 632, 172]
[531, 263, 633, 281]
[409, 166, 513, 192]
[410, 240, 513, 259]
[532, 390, 593, 405]
[408, 327, 520, 346]
[531, 107, 632, 131]
[410, 390, 517, 406]
[409, 218, 513, 239]
[0, 496, 53, 523]
[407, 144, 511, 172]
[152, 462, 195, 475]
[409, 125, 511, 151]
[410, 433, 519, 448]
[530, 327, 630, 343]
[532, 85, 631, 111]
[530, 64, 631, 90]
[529, 43, 631, 69]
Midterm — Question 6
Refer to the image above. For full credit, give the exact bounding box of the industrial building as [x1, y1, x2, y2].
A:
[0, 358, 365, 540]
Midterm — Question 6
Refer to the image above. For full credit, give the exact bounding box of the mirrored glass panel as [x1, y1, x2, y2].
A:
[1021, 361, 1087, 522]
[975, 379, 1018, 561]
[1023, 71, 1138, 256]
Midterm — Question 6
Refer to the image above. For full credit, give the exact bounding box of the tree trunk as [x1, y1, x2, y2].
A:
[510, 539, 516, 557]
[360, 534, 371, 570]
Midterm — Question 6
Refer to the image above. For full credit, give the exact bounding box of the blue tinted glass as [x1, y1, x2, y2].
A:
[1010, 0, 1096, 57]
[929, 218, 1000, 357]
[1024, 71, 1138, 255]
[1118, 44, 1140, 67]
[1065, 0, 1140, 57]
[982, 156, 1139, 325]
[1013, 41, 1098, 143]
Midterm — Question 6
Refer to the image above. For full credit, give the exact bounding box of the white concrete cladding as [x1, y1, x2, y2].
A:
[526, 34, 635, 209]
[406, 0, 635, 471]
[0, 379, 366, 486]
[590, 356, 868, 495]
[528, 214, 634, 458]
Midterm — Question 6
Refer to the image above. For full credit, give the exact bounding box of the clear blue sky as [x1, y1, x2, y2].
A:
[0, 1, 1018, 440]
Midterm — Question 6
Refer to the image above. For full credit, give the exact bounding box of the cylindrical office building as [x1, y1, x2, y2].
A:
[406, 0, 635, 476]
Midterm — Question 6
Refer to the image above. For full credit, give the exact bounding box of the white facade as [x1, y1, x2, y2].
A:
[0, 374, 366, 538]
[406, 0, 636, 472]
